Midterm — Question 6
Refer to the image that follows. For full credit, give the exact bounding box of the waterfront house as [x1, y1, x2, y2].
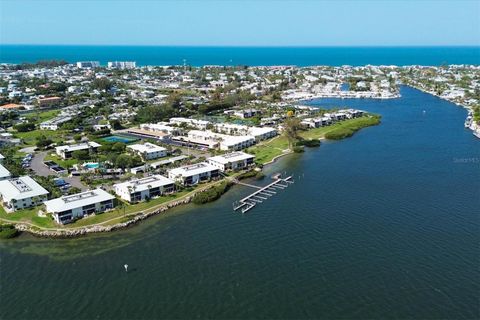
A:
[168, 162, 219, 186]
[207, 151, 255, 172]
[0, 176, 49, 212]
[114, 175, 175, 203]
[127, 142, 168, 160]
[55, 141, 101, 159]
[44, 188, 115, 224]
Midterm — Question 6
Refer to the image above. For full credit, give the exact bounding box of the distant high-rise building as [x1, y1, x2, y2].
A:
[107, 61, 136, 69]
[76, 61, 100, 69]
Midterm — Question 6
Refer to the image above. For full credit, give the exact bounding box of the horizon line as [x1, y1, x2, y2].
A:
[1, 44, 479, 48]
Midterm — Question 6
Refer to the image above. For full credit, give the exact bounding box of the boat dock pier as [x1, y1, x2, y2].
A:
[232, 175, 294, 213]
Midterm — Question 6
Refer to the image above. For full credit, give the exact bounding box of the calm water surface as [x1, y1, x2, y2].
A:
[1, 87, 479, 319]
[1, 45, 479, 66]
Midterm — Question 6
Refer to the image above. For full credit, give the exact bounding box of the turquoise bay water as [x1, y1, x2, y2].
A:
[1, 87, 479, 319]
[1, 45, 479, 66]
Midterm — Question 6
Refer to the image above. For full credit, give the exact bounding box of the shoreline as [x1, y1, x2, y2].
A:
[405, 84, 480, 136]
[1, 117, 378, 239]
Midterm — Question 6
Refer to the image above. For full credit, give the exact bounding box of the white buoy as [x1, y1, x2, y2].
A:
[124, 264, 128, 272]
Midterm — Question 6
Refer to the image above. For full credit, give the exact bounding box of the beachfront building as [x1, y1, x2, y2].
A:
[169, 117, 211, 130]
[0, 176, 49, 212]
[114, 175, 175, 203]
[207, 151, 255, 172]
[76, 61, 100, 68]
[127, 142, 168, 160]
[0, 163, 11, 181]
[168, 162, 220, 186]
[55, 141, 101, 159]
[44, 189, 115, 225]
[107, 61, 136, 69]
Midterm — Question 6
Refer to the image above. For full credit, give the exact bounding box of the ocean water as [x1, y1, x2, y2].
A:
[1, 45, 479, 66]
[1, 86, 479, 319]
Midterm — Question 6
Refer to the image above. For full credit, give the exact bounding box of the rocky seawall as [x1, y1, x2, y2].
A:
[14, 194, 196, 238]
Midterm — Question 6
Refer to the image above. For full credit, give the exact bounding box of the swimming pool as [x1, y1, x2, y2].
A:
[83, 162, 100, 169]
[102, 135, 137, 143]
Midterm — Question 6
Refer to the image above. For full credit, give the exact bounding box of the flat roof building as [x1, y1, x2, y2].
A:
[55, 141, 101, 159]
[168, 162, 219, 186]
[169, 117, 211, 130]
[182, 130, 255, 151]
[44, 188, 115, 224]
[114, 175, 175, 203]
[108, 61, 136, 69]
[37, 96, 61, 108]
[0, 163, 12, 181]
[207, 151, 255, 171]
[127, 142, 167, 160]
[76, 61, 100, 69]
[0, 176, 49, 212]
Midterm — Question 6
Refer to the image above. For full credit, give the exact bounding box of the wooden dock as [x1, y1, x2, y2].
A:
[232, 175, 294, 213]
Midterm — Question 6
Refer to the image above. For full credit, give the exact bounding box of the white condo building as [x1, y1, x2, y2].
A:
[55, 141, 101, 159]
[185, 130, 255, 151]
[44, 189, 115, 224]
[0, 176, 49, 212]
[114, 175, 175, 203]
[76, 61, 100, 68]
[169, 117, 211, 130]
[107, 61, 136, 69]
[207, 152, 255, 171]
[168, 162, 220, 186]
[214, 123, 277, 142]
[139, 123, 182, 136]
[127, 142, 168, 160]
[0, 163, 11, 181]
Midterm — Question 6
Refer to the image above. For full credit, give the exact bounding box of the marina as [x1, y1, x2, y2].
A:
[233, 175, 294, 213]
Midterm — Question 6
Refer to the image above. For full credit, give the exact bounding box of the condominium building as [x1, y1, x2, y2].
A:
[0, 176, 49, 212]
[207, 151, 255, 171]
[183, 130, 255, 151]
[55, 141, 101, 159]
[76, 61, 100, 68]
[114, 175, 175, 203]
[168, 162, 219, 186]
[169, 117, 211, 130]
[44, 188, 115, 224]
[127, 142, 168, 160]
[107, 61, 136, 69]
[0, 163, 11, 181]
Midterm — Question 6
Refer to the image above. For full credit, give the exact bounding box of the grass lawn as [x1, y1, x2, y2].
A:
[15, 129, 67, 146]
[248, 115, 381, 165]
[0, 206, 57, 229]
[24, 109, 60, 124]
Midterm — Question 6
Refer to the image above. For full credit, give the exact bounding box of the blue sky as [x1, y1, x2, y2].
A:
[0, 0, 479, 46]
